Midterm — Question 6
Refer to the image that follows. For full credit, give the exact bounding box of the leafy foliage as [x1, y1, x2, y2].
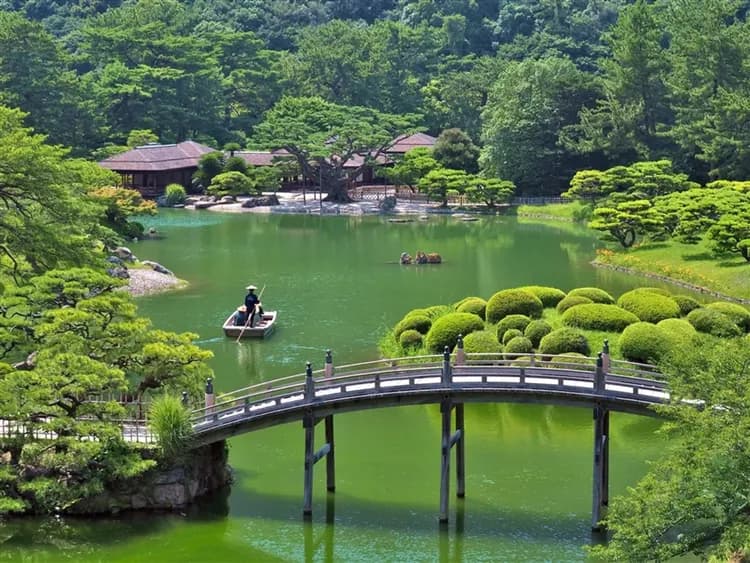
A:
[423, 312, 484, 352]
[562, 303, 640, 332]
[485, 289, 543, 324]
[149, 395, 193, 459]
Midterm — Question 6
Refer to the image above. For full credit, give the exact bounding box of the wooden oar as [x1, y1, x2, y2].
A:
[236, 284, 266, 342]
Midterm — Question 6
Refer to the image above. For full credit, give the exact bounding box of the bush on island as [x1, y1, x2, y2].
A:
[519, 286, 566, 307]
[556, 294, 593, 314]
[502, 328, 524, 345]
[455, 297, 487, 320]
[164, 183, 187, 206]
[505, 336, 534, 355]
[706, 302, 750, 332]
[672, 295, 701, 316]
[486, 289, 543, 323]
[547, 353, 592, 369]
[687, 308, 743, 338]
[463, 330, 503, 354]
[561, 303, 639, 332]
[393, 314, 431, 339]
[524, 319, 553, 347]
[399, 329, 423, 349]
[538, 328, 590, 356]
[566, 287, 615, 304]
[496, 314, 532, 341]
[424, 312, 485, 352]
[149, 395, 193, 459]
[657, 318, 697, 349]
[617, 289, 681, 323]
[619, 322, 672, 364]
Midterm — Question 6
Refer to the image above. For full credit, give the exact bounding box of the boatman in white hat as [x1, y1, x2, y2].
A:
[244, 284, 262, 327]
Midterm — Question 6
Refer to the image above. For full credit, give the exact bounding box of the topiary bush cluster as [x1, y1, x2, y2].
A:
[394, 314, 431, 339]
[538, 328, 590, 356]
[496, 314, 531, 341]
[524, 319, 552, 347]
[455, 297, 487, 319]
[519, 286, 566, 307]
[706, 302, 750, 332]
[424, 312, 485, 352]
[399, 329, 424, 349]
[561, 303, 639, 332]
[462, 330, 503, 353]
[556, 294, 593, 314]
[566, 287, 614, 304]
[619, 322, 672, 364]
[505, 335, 533, 354]
[672, 295, 701, 316]
[687, 308, 743, 338]
[486, 289, 543, 323]
[502, 328, 524, 345]
[617, 289, 681, 324]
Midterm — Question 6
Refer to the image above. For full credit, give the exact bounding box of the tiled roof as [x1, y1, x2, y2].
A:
[99, 141, 217, 172]
[389, 132, 437, 153]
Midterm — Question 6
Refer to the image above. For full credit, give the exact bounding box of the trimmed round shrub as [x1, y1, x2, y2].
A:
[455, 297, 487, 320]
[547, 353, 592, 369]
[617, 289, 681, 323]
[619, 322, 672, 364]
[399, 329, 423, 349]
[706, 302, 750, 332]
[505, 336, 533, 355]
[556, 295, 593, 314]
[424, 305, 452, 320]
[424, 312, 485, 352]
[538, 328, 590, 356]
[164, 183, 187, 206]
[524, 319, 553, 347]
[394, 314, 431, 339]
[672, 295, 701, 316]
[519, 286, 566, 307]
[561, 304, 639, 332]
[463, 330, 503, 354]
[657, 318, 697, 349]
[486, 289, 543, 323]
[496, 314, 531, 341]
[502, 328, 524, 345]
[566, 287, 614, 304]
[635, 287, 671, 296]
[687, 308, 743, 338]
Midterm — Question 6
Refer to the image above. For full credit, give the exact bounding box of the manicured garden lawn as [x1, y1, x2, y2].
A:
[516, 201, 587, 221]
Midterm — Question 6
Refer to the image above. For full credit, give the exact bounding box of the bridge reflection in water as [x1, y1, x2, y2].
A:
[190, 340, 668, 531]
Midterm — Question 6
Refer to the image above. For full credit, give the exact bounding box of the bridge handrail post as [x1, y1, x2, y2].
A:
[325, 349, 334, 378]
[595, 353, 604, 393]
[601, 339, 611, 374]
[455, 335, 465, 366]
[442, 346, 452, 386]
[204, 378, 215, 415]
[181, 391, 189, 408]
[305, 362, 315, 402]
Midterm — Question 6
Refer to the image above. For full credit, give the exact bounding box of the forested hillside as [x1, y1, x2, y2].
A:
[1, 0, 749, 193]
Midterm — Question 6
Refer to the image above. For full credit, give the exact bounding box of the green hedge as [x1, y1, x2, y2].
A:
[463, 331, 503, 354]
[519, 286, 566, 307]
[524, 319, 553, 347]
[393, 314, 432, 339]
[556, 295, 593, 314]
[706, 302, 750, 332]
[486, 289, 543, 323]
[672, 295, 701, 316]
[496, 314, 531, 341]
[538, 328, 590, 356]
[502, 328, 524, 345]
[566, 287, 615, 304]
[619, 322, 672, 364]
[686, 308, 743, 338]
[424, 312, 485, 352]
[455, 297, 487, 320]
[399, 329, 423, 349]
[561, 304, 639, 332]
[617, 289, 681, 323]
[505, 336, 534, 355]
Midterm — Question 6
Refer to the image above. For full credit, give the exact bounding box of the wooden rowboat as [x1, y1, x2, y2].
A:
[222, 310, 277, 339]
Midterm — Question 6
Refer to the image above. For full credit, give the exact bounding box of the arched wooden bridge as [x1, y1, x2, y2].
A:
[189, 344, 670, 530]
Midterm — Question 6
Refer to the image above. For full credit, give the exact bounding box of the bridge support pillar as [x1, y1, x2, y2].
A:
[325, 415, 335, 492]
[592, 403, 610, 531]
[439, 399, 466, 523]
[303, 412, 315, 517]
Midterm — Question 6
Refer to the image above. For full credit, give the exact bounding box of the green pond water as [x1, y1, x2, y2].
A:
[3, 211, 677, 562]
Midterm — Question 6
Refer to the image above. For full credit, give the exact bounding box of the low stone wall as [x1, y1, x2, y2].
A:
[68, 441, 232, 515]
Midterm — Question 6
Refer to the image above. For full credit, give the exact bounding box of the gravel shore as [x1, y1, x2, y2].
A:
[126, 268, 184, 297]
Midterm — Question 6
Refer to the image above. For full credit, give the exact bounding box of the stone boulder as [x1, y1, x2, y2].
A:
[107, 266, 130, 279]
[113, 246, 136, 262]
[241, 194, 280, 208]
[379, 195, 397, 212]
[141, 260, 173, 276]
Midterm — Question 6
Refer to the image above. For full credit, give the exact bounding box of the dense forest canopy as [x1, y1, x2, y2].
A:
[1, 0, 749, 194]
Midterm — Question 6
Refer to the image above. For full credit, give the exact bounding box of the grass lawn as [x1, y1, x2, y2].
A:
[594, 240, 750, 301]
[515, 201, 588, 221]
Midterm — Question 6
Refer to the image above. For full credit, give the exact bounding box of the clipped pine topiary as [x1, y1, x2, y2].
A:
[706, 302, 750, 332]
[424, 312, 485, 352]
[502, 328, 524, 345]
[496, 314, 532, 341]
[566, 287, 614, 304]
[687, 308, 743, 337]
[672, 295, 701, 316]
[524, 319, 553, 347]
[519, 286, 566, 307]
[556, 294, 593, 314]
[394, 314, 431, 339]
[619, 322, 672, 364]
[617, 289, 681, 323]
[463, 330, 503, 354]
[455, 297, 487, 320]
[486, 288, 543, 323]
[538, 328, 590, 356]
[562, 303, 639, 332]
[505, 336, 533, 355]
[399, 329, 424, 349]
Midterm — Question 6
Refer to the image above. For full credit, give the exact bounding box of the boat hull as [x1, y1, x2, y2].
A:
[222, 310, 277, 339]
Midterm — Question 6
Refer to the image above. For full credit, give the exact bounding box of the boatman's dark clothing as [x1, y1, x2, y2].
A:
[245, 292, 260, 311]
